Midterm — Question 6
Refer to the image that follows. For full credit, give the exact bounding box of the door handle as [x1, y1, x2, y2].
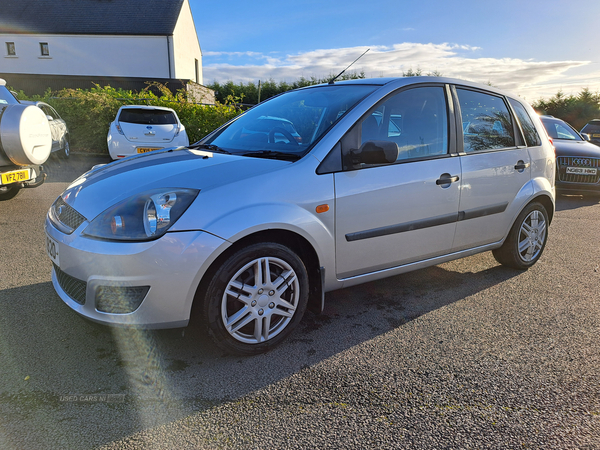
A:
[514, 161, 530, 171]
[436, 174, 460, 185]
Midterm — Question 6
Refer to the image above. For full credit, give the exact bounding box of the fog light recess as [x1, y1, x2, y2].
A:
[95, 286, 150, 314]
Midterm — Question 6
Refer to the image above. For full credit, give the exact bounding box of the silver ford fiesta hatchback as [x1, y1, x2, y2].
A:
[45, 77, 556, 355]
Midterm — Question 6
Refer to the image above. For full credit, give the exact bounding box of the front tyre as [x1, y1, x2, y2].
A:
[492, 202, 549, 270]
[204, 242, 309, 355]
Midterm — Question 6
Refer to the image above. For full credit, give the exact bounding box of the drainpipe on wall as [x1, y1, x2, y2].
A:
[166, 36, 173, 78]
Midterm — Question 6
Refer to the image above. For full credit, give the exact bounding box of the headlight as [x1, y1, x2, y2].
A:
[82, 188, 199, 241]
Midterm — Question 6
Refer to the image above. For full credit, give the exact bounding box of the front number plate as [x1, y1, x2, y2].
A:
[1, 168, 31, 185]
[566, 167, 597, 175]
[137, 147, 161, 154]
[46, 232, 60, 266]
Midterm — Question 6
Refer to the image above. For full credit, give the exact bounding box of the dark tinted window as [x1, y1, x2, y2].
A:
[119, 109, 177, 125]
[457, 88, 515, 153]
[581, 121, 600, 134]
[541, 117, 582, 141]
[509, 98, 542, 146]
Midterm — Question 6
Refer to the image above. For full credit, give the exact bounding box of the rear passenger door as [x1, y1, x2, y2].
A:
[452, 87, 532, 251]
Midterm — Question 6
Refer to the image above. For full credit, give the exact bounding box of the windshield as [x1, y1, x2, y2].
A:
[0, 86, 19, 106]
[541, 117, 583, 141]
[203, 84, 377, 160]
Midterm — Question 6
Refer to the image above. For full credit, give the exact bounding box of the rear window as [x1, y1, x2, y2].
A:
[118, 109, 177, 125]
[581, 121, 600, 134]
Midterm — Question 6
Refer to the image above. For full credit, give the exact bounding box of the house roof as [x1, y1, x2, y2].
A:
[0, 0, 185, 36]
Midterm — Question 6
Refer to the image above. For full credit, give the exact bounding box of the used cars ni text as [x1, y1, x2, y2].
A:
[540, 115, 600, 196]
[107, 105, 189, 160]
[45, 77, 555, 355]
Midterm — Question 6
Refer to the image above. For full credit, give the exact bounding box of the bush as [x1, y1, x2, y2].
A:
[14, 83, 241, 154]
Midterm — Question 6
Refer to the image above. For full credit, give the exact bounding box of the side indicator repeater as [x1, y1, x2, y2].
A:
[316, 204, 329, 214]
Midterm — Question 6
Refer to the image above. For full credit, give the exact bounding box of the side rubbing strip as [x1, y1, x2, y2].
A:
[458, 202, 508, 221]
[345, 202, 509, 242]
[346, 213, 459, 242]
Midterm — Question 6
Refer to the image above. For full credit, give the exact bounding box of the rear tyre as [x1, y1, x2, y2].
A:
[0, 184, 22, 201]
[203, 242, 309, 355]
[61, 139, 70, 159]
[492, 201, 549, 270]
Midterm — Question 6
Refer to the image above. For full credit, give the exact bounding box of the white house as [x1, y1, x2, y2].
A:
[0, 0, 213, 102]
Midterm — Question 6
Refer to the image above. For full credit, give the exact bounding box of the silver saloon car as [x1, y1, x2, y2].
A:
[45, 77, 556, 355]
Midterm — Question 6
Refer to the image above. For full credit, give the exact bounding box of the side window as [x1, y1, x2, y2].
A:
[358, 86, 449, 161]
[509, 98, 542, 147]
[457, 88, 515, 153]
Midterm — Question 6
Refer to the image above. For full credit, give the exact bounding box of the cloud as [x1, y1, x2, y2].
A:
[202, 43, 593, 100]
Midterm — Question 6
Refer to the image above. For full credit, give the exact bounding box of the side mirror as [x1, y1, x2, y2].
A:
[46, 115, 54, 121]
[350, 140, 399, 165]
[581, 132, 591, 141]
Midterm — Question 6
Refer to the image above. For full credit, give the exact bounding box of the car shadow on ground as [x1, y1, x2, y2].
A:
[0, 253, 521, 448]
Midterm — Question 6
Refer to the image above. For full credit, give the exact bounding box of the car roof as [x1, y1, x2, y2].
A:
[313, 76, 523, 100]
[0, 79, 5, 86]
[118, 105, 176, 112]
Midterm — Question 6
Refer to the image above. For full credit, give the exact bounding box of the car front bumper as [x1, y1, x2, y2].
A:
[45, 217, 228, 328]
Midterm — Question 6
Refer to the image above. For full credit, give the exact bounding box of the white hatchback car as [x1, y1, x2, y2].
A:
[46, 77, 555, 355]
[107, 105, 189, 160]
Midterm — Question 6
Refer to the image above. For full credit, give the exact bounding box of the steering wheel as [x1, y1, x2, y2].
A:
[268, 127, 299, 145]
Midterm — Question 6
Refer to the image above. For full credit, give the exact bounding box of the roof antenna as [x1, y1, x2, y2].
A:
[329, 48, 370, 84]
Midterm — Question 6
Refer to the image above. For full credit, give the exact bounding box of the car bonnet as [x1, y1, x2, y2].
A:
[60, 148, 290, 220]
[553, 139, 600, 157]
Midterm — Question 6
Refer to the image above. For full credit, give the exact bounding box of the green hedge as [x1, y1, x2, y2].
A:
[14, 83, 242, 154]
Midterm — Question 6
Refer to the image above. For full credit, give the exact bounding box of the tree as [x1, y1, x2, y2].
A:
[207, 71, 366, 105]
[533, 89, 600, 130]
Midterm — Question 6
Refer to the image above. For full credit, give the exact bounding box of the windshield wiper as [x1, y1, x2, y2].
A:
[190, 143, 232, 154]
[240, 150, 301, 161]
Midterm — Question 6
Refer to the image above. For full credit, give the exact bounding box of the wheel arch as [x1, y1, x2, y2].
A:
[191, 228, 323, 320]
[531, 193, 554, 224]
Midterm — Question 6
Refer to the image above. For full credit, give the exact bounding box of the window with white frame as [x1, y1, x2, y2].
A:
[6, 42, 16, 56]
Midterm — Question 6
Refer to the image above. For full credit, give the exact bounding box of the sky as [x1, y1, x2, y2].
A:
[188, 0, 600, 102]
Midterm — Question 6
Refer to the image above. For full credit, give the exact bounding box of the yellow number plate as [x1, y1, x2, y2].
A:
[137, 147, 161, 154]
[1, 168, 31, 185]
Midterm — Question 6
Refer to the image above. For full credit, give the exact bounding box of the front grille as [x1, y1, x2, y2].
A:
[557, 156, 600, 184]
[52, 197, 86, 233]
[53, 263, 86, 305]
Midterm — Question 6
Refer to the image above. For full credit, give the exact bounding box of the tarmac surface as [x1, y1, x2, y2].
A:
[0, 152, 599, 449]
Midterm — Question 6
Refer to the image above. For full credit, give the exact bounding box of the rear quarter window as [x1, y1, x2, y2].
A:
[509, 98, 542, 147]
